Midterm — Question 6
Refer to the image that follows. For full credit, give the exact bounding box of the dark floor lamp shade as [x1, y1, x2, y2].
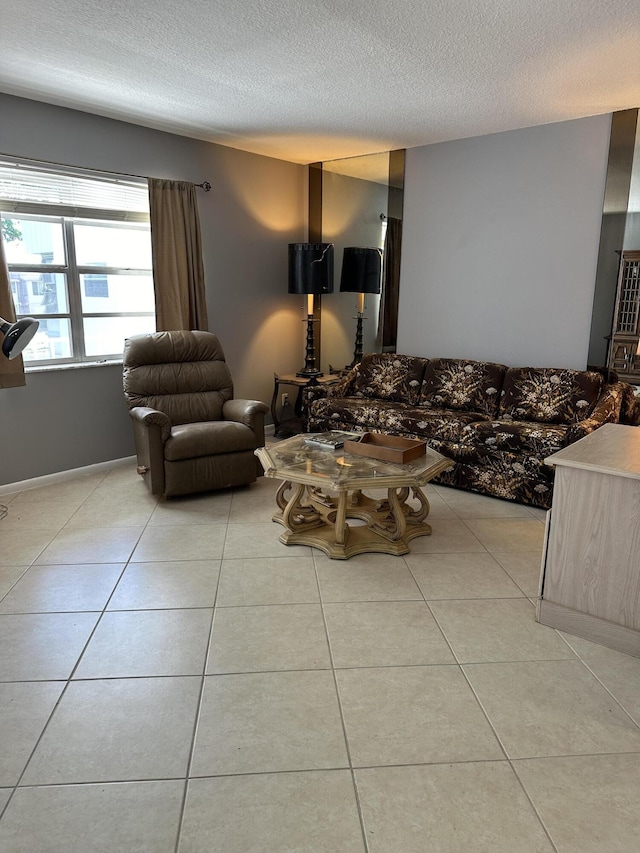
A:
[340, 247, 382, 296]
[288, 243, 334, 377]
[288, 243, 334, 295]
[340, 247, 382, 368]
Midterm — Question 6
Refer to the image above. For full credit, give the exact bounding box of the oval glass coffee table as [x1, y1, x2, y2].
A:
[255, 432, 453, 559]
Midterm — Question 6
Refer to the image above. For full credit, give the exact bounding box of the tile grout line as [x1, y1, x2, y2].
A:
[6, 747, 640, 789]
[1, 478, 234, 834]
[452, 661, 561, 853]
[0, 492, 157, 820]
[1, 471, 636, 847]
[508, 761, 561, 852]
[3, 649, 617, 685]
[455, 662, 561, 853]
[0, 566, 32, 607]
[575, 657, 640, 733]
[5, 472, 283, 832]
[492, 564, 541, 599]
[312, 548, 372, 853]
[172, 519, 228, 853]
[404, 550, 560, 853]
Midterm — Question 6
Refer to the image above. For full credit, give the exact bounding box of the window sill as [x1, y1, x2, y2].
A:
[25, 359, 123, 374]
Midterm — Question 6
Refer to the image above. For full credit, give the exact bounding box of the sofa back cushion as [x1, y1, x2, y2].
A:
[498, 367, 603, 424]
[419, 358, 507, 416]
[352, 353, 428, 405]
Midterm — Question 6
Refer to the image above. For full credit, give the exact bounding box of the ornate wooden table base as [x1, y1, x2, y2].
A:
[273, 482, 432, 559]
[256, 432, 452, 560]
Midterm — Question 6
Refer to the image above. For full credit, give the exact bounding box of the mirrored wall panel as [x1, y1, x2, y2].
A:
[588, 109, 640, 379]
[318, 150, 404, 374]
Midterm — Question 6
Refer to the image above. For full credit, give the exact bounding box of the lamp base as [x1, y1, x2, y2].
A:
[296, 314, 322, 379]
[345, 313, 365, 370]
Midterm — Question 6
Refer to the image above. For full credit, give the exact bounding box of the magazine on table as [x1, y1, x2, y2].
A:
[303, 431, 363, 450]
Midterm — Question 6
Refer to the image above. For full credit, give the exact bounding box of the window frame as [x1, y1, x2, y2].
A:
[1, 164, 154, 367]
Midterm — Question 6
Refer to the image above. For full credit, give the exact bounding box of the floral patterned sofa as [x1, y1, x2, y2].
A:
[303, 353, 630, 508]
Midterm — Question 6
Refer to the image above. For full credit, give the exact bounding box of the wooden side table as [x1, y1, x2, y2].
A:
[537, 423, 640, 657]
[271, 373, 340, 435]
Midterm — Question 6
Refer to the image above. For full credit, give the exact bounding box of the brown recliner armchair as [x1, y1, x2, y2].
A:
[123, 330, 269, 497]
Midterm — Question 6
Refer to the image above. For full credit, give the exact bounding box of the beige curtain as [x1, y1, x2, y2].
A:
[148, 179, 209, 331]
[0, 232, 26, 389]
[377, 216, 403, 351]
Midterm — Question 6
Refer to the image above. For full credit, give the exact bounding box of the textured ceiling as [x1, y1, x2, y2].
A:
[1, 0, 639, 164]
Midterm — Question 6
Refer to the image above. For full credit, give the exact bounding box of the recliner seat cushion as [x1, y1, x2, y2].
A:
[352, 353, 428, 405]
[164, 421, 257, 462]
[498, 367, 603, 424]
[419, 358, 507, 416]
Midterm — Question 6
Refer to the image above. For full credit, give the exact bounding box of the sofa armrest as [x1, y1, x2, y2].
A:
[619, 383, 640, 425]
[223, 399, 269, 443]
[302, 365, 361, 414]
[327, 365, 361, 397]
[565, 382, 627, 445]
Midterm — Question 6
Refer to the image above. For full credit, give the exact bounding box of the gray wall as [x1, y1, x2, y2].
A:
[0, 364, 132, 482]
[0, 94, 306, 485]
[398, 115, 611, 368]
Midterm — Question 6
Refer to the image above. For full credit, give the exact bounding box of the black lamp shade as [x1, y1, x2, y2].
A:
[340, 247, 382, 294]
[288, 243, 334, 295]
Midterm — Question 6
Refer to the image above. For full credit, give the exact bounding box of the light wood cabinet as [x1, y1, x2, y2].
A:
[537, 423, 640, 657]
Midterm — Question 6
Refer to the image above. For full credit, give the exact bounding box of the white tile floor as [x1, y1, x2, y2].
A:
[1, 458, 640, 851]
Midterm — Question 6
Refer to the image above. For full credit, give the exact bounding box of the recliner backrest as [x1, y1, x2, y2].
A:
[123, 331, 233, 425]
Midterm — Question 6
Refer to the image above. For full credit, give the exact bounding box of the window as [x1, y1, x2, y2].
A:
[0, 161, 155, 365]
[83, 273, 109, 300]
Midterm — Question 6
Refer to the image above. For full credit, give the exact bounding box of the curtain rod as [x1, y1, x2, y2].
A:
[0, 152, 211, 190]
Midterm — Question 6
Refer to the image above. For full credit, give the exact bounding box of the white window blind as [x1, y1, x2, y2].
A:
[0, 160, 149, 221]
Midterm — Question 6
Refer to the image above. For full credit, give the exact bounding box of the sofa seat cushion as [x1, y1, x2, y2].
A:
[498, 367, 603, 424]
[419, 358, 507, 416]
[430, 442, 555, 508]
[164, 421, 256, 461]
[352, 353, 428, 405]
[309, 397, 489, 441]
[463, 419, 569, 456]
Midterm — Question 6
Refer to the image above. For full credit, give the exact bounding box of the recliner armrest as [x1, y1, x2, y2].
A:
[128, 406, 172, 495]
[223, 399, 269, 430]
[129, 406, 172, 443]
[223, 400, 268, 469]
[565, 382, 627, 445]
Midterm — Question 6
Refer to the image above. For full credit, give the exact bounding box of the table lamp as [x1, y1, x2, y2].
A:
[340, 247, 382, 368]
[288, 243, 334, 377]
[0, 316, 39, 359]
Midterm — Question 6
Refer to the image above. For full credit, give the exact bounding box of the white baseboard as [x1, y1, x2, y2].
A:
[0, 456, 137, 496]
